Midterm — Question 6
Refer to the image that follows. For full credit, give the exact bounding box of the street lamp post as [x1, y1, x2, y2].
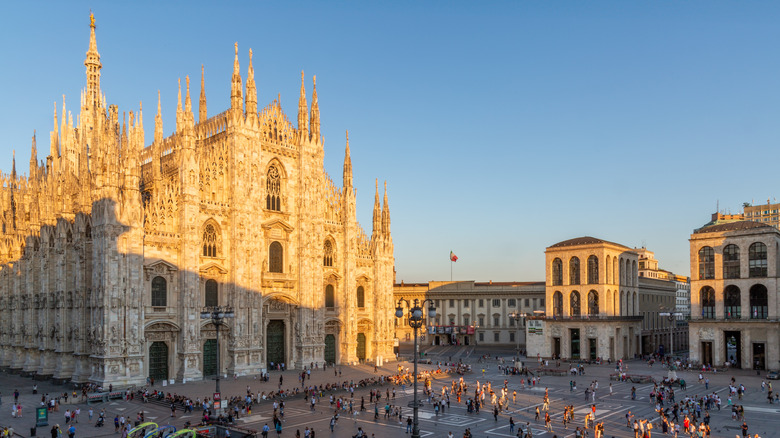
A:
[659, 312, 682, 358]
[200, 305, 235, 413]
[508, 311, 527, 361]
[396, 298, 437, 438]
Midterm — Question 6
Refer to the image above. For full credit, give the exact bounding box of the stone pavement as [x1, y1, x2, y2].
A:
[2, 353, 780, 437]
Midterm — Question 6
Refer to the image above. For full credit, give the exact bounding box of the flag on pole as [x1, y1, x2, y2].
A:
[450, 251, 458, 262]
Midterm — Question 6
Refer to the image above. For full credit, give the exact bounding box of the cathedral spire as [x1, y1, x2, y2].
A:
[11, 150, 16, 181]
[155, 90, 163, 143]
[231, 42, 243, 111]
[298, 71, 308, 142]
[310, 75, 320, 143]
[246, 49, 257, 116]
[185, 75, 193, 125]
[199, 65, 207, 123]
[343, 130, 352, 188]
[372, 179, 381, 236]
[176, 78, 183, 132]
[30, 131, 37, 179]
[382, 181, 391, 235]
[51, 101, 60, 158]
[84, 12, 102, 108]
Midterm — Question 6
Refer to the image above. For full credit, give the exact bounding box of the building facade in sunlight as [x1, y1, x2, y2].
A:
[0, 15, 395, 386]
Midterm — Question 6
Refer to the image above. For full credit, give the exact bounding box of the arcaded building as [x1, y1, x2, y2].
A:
[0, 16, 396, 386]
[688, 221, 780, 370]
[526, 237, 642, 360]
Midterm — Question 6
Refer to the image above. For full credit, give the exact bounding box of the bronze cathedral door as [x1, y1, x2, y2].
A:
[267, 320, 286, 366]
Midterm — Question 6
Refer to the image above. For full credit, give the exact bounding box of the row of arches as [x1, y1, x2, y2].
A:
[551, 289, 638, 317]
[698, 242, 768, 280]
[699, 284, 768, 319]
[552, 256, 637, 286]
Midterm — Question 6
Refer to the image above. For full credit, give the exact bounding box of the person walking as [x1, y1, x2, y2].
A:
[509, 417, 515, 434]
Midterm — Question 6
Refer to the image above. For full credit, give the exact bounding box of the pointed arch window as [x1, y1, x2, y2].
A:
[357, 286, 365, 308]
[324, 240, 334, 267]
[570, 291, 581, 316]
[749, 242, 768, 277]
[552, 258, 563, 286]
[203, 224, 218, 257]
[152, 276, 167, 307]
[553, 291, 563, 317]
[723, 244, 740, 279]
[269, 241, 283, 273]
[588, 290, 599, 316]
[325, 284, 335, 309]
[569, 257, 580, 285]
[205, 279, 218, 307]
[587, 256, 599, 284]
[266, 165, 281, 211]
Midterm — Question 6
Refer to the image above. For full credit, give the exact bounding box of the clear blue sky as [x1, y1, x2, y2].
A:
[1, 1, 779, 282]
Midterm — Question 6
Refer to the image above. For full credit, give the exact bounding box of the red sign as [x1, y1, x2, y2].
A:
[466, 326, 475, 335]
[213, 392, 220, 401]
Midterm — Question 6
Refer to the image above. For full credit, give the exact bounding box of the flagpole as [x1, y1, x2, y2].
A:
[450, 260, 453, 282]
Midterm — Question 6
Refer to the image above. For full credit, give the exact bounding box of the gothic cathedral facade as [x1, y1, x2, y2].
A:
[0, 16, 395, 386]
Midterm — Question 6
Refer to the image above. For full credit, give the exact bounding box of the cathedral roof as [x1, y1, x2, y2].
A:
[693, 220, 776, 234]
[548, 236, 630, 249]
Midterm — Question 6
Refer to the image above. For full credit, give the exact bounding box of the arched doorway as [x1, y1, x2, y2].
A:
[149, 341, 169, 382]
[203, 339, 217, 377]
[267, 320, 286, 367]
[356, 333, 367, 361]
[324, 334, 336, 364]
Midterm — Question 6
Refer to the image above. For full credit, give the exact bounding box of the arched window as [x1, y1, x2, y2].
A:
[202, 224, 218, 257]
[698, 247, 715, 280]
[587, 256, 599, 284]
[266, 165, 281, 211]
[612, 257, 617, 284]
[569, 257, 580, 285]
[151, 276, 167, 307]
[553, 291, 563, 317]
[269, 241, 283, 273]
[357, 286, 365, 308]
[325, 284, 335, 308]
[750, 284, 768, 319]
[700, 286, 715, 319]
[723, 244, 740, 279]
[324, 240, 334, 267]
[724, 285, 741, 319]
[588, 290, 599, 316]
[205, 279, 218, 307]
[606, 255, 611, 285]
[570, 291, 581, 316]
[749, 242, 768, 277]
[552, 258, 563, 286]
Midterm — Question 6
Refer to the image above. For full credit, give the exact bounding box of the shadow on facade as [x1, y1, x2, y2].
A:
[0, 198, 392, 387]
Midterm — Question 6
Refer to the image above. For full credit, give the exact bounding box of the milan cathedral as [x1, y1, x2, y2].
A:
[0, 15, 396, 386]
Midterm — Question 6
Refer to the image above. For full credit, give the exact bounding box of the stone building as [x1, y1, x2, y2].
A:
[688, 221, 779, 370]
[0, 15, 395, 386]
[636, 248, 689, 355]
[394, 281, 545, 349]
[526, 237, 642, 360]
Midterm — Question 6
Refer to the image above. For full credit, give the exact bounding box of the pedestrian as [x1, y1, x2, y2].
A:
[509, 417, 515, 433]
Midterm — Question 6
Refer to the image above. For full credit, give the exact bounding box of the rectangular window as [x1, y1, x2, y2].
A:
[493, 316, 500, 326]
[435, 300, 440, 308]
[479, 299, 484, 307]
[479, 316, 485, 327]
[464, 300, 469, 308]
[494, 332, 500, 342]
[450, 299, 455, 307]
[463, 316, 470, 326]
[508, 299, 516, 307]
[492, 299, 501, 307]
[540, 298, 545, 306]
[449, 317, 455, 325]
[509, 318, 515, 327]
[509, 332, 515, 342]
[525, 298, 530, 307]
[479, 332, 484, 342]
